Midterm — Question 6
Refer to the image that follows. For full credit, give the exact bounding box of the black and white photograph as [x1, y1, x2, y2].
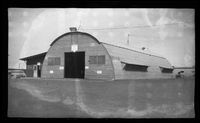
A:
[7, 8, 195, 118]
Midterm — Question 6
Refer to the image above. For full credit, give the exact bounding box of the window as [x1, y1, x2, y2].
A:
[33, 65, 37, 70]
[89, 56, 97, 64]
[98, 55, 105, 64]
[160, 67, 173, 73]
[122, 62, 148, 72]
[89, 55, 105, 65]
[48, 57, 60, 65]
[27, 65, 33, 70]
[55, 57, 60, 65]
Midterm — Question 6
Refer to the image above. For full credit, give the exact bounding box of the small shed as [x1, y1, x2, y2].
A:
[20, 52, 46, 77]
[20, 27, 174, 80]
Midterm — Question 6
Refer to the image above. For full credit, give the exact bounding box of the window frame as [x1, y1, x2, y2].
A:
[48, 57, 61, 66]
[122, 62, 148, 72]
[89, 55, 106, 65]
[160, 67, 173, 73]
[97, 55, 105, 65]
[89, 56, 98, 64]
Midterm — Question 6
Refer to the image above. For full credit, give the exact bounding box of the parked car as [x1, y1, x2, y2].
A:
[176, 71, 184, 78]
[8, 70, 26, 78]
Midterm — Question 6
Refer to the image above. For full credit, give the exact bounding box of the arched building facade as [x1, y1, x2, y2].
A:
[21, 28, 174, 80]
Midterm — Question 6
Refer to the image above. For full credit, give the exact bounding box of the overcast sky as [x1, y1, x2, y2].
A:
[8, 8, 195, 69]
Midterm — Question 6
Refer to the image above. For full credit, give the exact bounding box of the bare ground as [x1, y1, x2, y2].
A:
[8, 77, 195, 118]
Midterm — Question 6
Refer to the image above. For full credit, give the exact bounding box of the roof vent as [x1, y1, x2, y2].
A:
[69, 27, 77, 32]
[142, 47, 146, 50]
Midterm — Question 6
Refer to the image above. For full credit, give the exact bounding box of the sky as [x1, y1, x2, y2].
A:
[8, 8, 195, 69]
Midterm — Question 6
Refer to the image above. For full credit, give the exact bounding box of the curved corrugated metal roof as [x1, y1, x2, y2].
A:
[101, 42, 165, 59]
[50, 31, 101, 46]
[102, 42, 172, 68]
[21, 31, 172, 69]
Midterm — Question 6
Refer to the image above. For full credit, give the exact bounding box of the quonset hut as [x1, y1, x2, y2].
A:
[20, 27, 174, 80]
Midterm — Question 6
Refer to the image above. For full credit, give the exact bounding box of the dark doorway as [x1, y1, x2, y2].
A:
[64, 52, 85, 78]
[37, 65, 41, 77]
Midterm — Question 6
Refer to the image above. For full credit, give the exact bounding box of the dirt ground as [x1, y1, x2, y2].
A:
[7, 77, 195, 118]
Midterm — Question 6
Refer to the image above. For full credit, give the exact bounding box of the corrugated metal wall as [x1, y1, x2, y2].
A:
[103, 43, 172, 68]
[41, 32, 114, 80]
[103, 43, 173, 79]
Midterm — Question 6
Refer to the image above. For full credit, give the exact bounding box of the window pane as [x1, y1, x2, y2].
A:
[55, 57, 60, 65]
[160, 67, 173, 73]
[48, 57, 54, 65]
[48, 57, 60, 65]
[123, 63, 148, 72]
[98, 55, 105, 64]
[27, 65, 33, 70]
[89, 56, 97, 64]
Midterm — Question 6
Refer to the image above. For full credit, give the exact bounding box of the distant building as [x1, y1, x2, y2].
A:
[173, 67, 195, 77]
[20, 52, 46, 77]
[20, 27, 174, 80]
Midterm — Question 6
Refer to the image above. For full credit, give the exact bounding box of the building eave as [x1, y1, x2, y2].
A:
[20, 52, 47, 61]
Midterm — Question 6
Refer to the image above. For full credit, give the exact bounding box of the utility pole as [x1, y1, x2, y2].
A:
[127, 34, 129, 45]
[78, 21, 82, 31]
